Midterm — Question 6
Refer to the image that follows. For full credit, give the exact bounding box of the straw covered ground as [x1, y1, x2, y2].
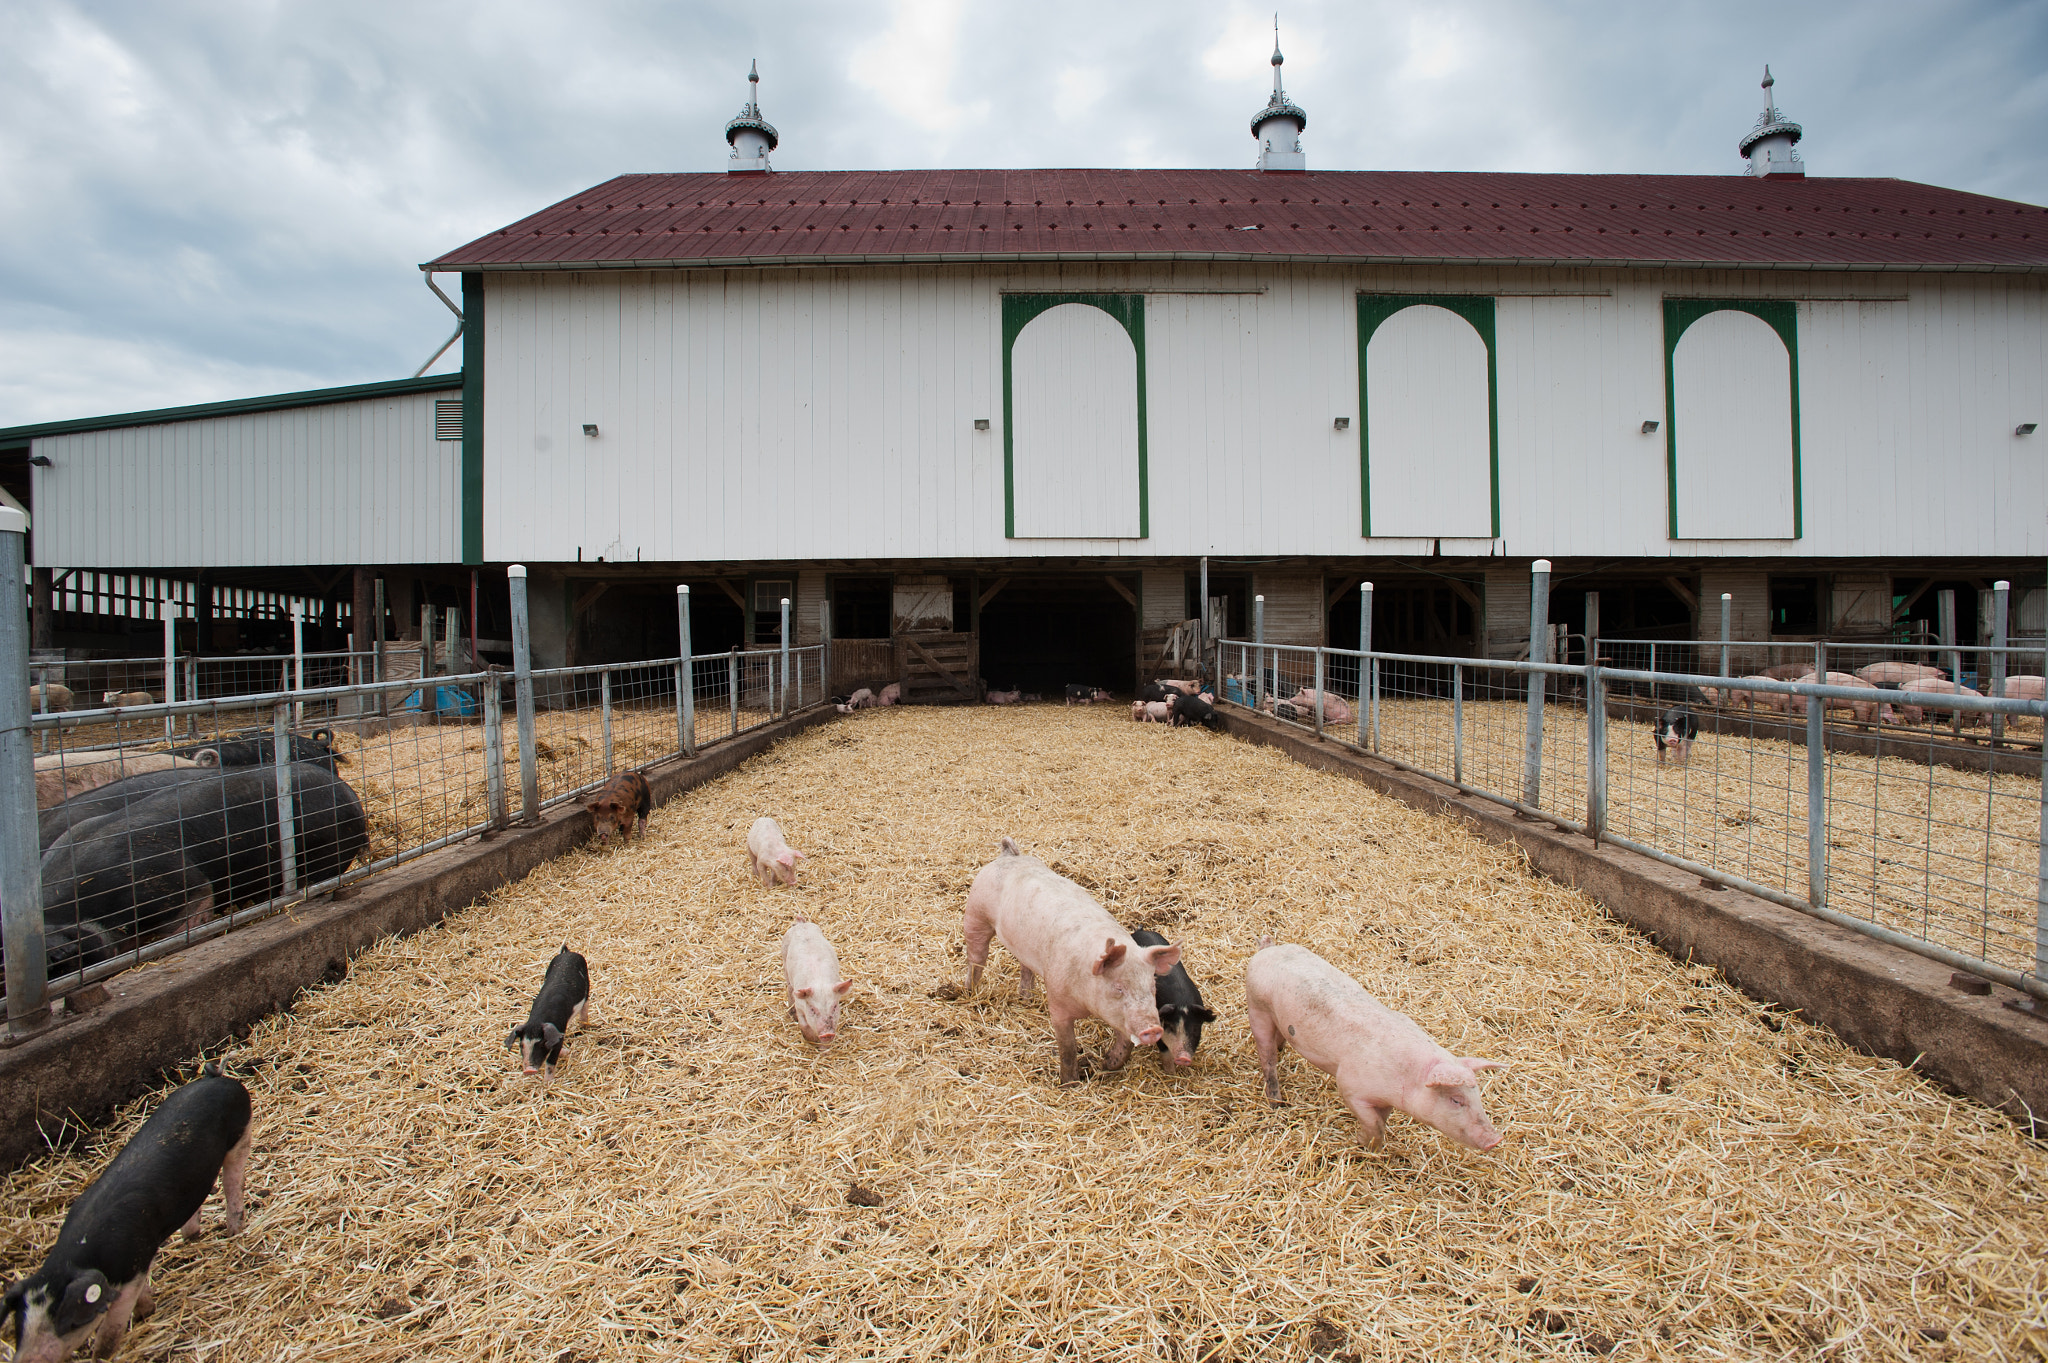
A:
[1305, 698, 2045, 979]
[4, 707, 2044, 1361]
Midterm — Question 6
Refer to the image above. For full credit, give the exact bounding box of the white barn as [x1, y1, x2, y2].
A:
[6, 59, 2044, 687]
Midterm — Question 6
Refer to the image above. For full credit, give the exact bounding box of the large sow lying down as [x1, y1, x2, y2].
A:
[36, 763, 368, 978]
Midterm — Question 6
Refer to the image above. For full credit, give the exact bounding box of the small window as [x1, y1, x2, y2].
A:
[752, 579, 793, 643]
[434, 399, 462, 440]
[1769, 577, 1821, 635]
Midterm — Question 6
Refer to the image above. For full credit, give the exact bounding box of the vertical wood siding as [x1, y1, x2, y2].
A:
[1141, 568, 1186, 628]
[1010, 303, 1141, 537]
[1364, 304, 1492, 537]
[32, 391, 459, 567]
[1671, 310, 1797, 538]
[1254, 573, 1324, 646]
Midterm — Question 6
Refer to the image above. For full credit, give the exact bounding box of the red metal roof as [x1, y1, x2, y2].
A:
[426, 169, 2048, 275]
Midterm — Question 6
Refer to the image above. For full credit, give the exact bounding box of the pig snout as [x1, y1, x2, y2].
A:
[1134, 1024, 1163, 1047]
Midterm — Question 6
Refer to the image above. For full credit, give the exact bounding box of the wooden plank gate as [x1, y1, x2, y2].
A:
[895, 632, 980, 703]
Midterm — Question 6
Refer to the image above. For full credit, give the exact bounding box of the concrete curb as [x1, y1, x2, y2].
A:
[1216, 709, 2048, 1132]
[0, 707, 836, 1170]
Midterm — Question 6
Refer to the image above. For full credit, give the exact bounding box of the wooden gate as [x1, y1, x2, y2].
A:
[895, 632, 980, 704]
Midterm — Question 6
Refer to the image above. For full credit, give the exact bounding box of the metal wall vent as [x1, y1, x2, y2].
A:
[434, 398, 463, 440]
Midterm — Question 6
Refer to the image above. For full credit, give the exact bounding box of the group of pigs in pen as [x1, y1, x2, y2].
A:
[6, 718, 1508, 1362]
[1695, 660, 2046, 729]
[21, 730, 367, 985]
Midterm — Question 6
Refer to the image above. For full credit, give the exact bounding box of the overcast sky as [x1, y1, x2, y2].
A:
[2, 0, 2044, 428]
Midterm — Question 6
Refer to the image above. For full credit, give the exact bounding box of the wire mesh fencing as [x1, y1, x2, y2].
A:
[1214, 639, 2048, 998]
[3, 637, 832, 1020]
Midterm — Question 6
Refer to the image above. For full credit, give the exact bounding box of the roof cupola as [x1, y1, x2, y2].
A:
[1251, 17, 1307, 172]
[1739, 66, 1804, 179]
[725, 60, 779, 174]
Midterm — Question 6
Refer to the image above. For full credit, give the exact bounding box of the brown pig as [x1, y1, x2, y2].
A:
[1245, 940, 1504, 1151]
[584, 771, 651, 844]
[962, 837, 1182, 1084]
[782, 919, 854, 1046]
[747, 816, 806, 886]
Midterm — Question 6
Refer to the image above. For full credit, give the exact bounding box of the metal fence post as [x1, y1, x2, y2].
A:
[1198, 556, 1210, 682]
[1312, 647, 1326, 739]
[1585, 657, 1607, 843]
[421, 602, 439, 720]
[1523, 559, 1551, 809]
[1360, 581, 1375, 751]
[601, 669, 614, 774]
[677, 585, 696, 758]
[272, 704, 299, 897]
[1253, 594, 1266, 711]
[1452, 662, 1464, 787]
[780, 597, 791, 719]
[184, 657, 200, 736]
[291, 598, 306, 728]
[373, 577, 387, 718]
[162, 589, 178, 742]
[1584, 592, 1600, 667]
[507, 565, 539, 822]
[1938, 588, 1961, 738]
[1718, 592, 1732, 680]
[729, 647, 740, 737]
[1990, 580, 2009, 745]
[1, 507, 49, 1031]
[483, 673, 507, 827]
[1807, 674, 1827, 911]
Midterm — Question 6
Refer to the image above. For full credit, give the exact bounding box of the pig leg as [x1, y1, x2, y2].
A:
[175, 886, 217, 936]
[1100, 1032, 1134, 1072]
[91, 1274, 149, 1358]
[573, 996, 597, 1028]
[1334, 1069, 1391, 1149]
[962, 896, 997, 991]
[1049, 1003, 1086, 1085]
[1248, 1005, 1285, 1105]
[1017, 965, 1035, 998]
[221, 1119, 253, 1235]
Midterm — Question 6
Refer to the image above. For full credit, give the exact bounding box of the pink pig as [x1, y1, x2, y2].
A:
[1289, 688, 1355, 725]
[1130, 700, 1171, 722]
[746, 816, 806, 886]
[877, 682, 901, 706]
[1245, 941, 1504, 1151]
[782, 919, 854, 1046]
[963, 837, 1182, 1085]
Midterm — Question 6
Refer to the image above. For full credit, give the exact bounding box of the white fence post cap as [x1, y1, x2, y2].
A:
[0, 507, 24, 536]
[507, 564, 527, 579]
[1721, 592, 1733, 600]
[1993, 579, 2010, 591]
[1532, 559, 1552, 573]
[677, 584, 689, 595]
[1361, 581, 1373, 592]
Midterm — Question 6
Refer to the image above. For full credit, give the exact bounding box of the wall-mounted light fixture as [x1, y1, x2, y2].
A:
[1641, 420, 1660, 434]
[28, 455, 52, 467]
[2019, 422, 2039, 436]
[974, 418, 990, 431]
[1333, 417, 1350, 430]
[582, 423, 600, 437]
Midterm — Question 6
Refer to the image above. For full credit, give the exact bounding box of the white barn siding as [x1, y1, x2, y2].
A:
[32, 390, 460, 568]
[1010, 304, 1140, 537]
[1670, 311, 1797, 538]
[478, 265, 2046, 565]
[1364, 304, 1491, 537]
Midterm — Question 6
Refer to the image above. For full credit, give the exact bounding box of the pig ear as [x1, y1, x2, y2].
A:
[1144, 942, 1182, 974]
[1092, 940, 1127, 975]
[1423, 1059, 1477, 1089]
[1193, 1006, 1218, 1023]
[1464, 1058, 1507, 1073]
[505, 1027, 521, 1048]
[56, 1270, 111, 1331]
[833, 980, 854, 996]
[542, 1023, 562, 1048]
[794, 986, 813, 998]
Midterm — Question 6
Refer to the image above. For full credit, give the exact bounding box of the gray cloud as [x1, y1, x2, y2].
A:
[2, 0, 2042, 426]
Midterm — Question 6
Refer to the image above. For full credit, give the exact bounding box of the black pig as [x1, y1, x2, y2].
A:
[1132, 929, 1215, 1070]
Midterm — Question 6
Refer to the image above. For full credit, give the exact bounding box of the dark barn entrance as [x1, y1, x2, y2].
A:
[978, 575, 1138, 696]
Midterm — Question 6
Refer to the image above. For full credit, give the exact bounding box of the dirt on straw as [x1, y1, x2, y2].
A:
[3, 707, 2044, 1361]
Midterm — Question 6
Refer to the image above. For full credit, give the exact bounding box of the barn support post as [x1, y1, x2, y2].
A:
[780, 598, 792, 719]
[350, 568, 375, 685]
[1, 507, 49, 1032]
[677, 586, 696, 759]
[1452, 663, 1465, 787]
[1360, 581, 1376, 751]
[1584, 591, 1600, 665]
[600, 669, 614, 774]
[1198, 556, 1210, 681]
[1312, 646, 1326, 740]
[1938, 589, 1961, 738]
[1989, 580, 2009, 745]
[272, 703, 299, 897]
[1253, 595, 1266, 711]
[161, 587, 178, 742]
[420, 604, 440, 720]
[729, 648, 740, 737]
[1719, 593, 1733, 679]
[508, 566, 539, 823]
[1585, 655, 1607, 844]
[291, 599, 305, 729]
[31, 566, 52, 651]
[822, 599, 833, 701]
[1522, 560, 1551, 810]
[483, 672, 507, 828]
[1806, 673, 1827, 913]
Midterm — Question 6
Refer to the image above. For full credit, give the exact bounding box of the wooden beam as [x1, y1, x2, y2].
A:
[1324, 576, 1361, 610]
[1662, 575, 1698, 613]
[1104, 575, 1137, 609]
[573, 581, 610, 616]
[906, 636, 972, 693]
[1893, 578, 1934, 620]
[1446, 579, 1483, 615]
[976, 576, 1011, 610]
[716, 579, 747, 610]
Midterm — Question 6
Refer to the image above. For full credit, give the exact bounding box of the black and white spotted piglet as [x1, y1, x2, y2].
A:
[506, 944, 594, 1077]
[1652, 704, 1699, 766]
[4, 1071, 251, 1363]
[1132, 929, 1216, 1071]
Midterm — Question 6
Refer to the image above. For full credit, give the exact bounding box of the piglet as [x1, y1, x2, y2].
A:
[1063, 684, 1112, 705]
[985, 689, 1022, 705]
[782, 919, 854, 1046]
[4, 1071, 251, 1363]
[100, 690, 155, 709]
[1131, 928, 1214, 1070]
[506, 945, 592, 1077]
[1652, 705, 1698, 765]
[1288, 688, 1355, 725]
[1245, 941, 1504, 1151]
[876, 683, 901, 706]
[1168, 691, 1220, 730]
[835, 687, 875, 714]
[584, 771, 651, 844]
[747, 816, 806, 887]
[1131, 699, 1171, 723]
[963, 838, 1181, 1084]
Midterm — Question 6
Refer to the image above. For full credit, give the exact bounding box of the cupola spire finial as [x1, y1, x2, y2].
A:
[1251, 13, 1307, 171]
[725, 58, 779, 174]
[1739, 63, 1804, 179]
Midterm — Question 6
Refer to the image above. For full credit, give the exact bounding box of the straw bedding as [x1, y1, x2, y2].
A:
[3, 707, 2044, 1361]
